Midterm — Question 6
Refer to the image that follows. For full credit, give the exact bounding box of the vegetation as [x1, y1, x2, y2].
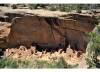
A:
[86, 25, 100, 68]
[0, 57, 78, 68]
[28, 4, 100, 12]
[0, 58, 18, 68]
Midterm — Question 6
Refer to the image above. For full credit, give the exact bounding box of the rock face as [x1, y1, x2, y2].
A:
[7, 14, 98, 53]
[7, 15, 65, 49]
[65, 29, 88, 53]
[61, 14, 98, 32]
[0, 12, 25, 23]
[4, 12, 25, 22]
[0, 22, 11, 48]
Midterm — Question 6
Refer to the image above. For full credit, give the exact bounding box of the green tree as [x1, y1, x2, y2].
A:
[86, 25, 100, 68]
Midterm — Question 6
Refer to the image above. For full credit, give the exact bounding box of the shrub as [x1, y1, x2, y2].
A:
[86, 25, 100, 68]
[28, 4, 37, 9]
[0, 57, 78, 68]
[0, 58, 18, 68]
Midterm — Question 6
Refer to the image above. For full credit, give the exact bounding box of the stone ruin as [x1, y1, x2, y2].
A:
[0, 7, 99, 57]
[7, 14, 99, 54]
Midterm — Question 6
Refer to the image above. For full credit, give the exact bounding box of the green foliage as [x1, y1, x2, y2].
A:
[0, 58, 18, 68]
[50, 57, 78, 68]
[0, 57, 78, 68]
[28, 57, 78, 68]
[17, 4, 100, 13]
[16, 60, 34, 68]
[28, 4, 37, 9]
[86, 57, 96, 68]
[33, 60, 50, 68]
[28, 4, 93, 12]
[49, 5, 58, 11]
[32, 57, 78, 68]
[86, 25, 100, 68]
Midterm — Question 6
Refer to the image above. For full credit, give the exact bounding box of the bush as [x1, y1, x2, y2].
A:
[31, 57, 78, 68]
[0, 58, 18, 68]
[51, 57, 78, 68]
[0, 57, 78, 68]
[27, 4, 91, 12]
[86, 25, 100, 68]
[28, 4, 37, 9]
[49, 5, 58, 11]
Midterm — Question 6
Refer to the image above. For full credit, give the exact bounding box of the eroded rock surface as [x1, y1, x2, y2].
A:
[0, 22, 11, 48]
[0, 6, 99, 68]
[0, 8, 98, 57]
[7, 14, 98, 54]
